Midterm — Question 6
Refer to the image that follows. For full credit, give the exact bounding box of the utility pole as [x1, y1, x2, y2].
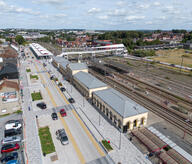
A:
[180, 55, 184, 73]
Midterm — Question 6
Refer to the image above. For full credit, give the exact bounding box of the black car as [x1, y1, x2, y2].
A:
[4, 129, 21, 138]
[36, 102, 47, 109]
[56, 129, 69, 145]
[1, 152, 18, 163]
[51, 112, 58, 120]
[43, 63, 47, 67]
[68, 98, 75, 103]
[50, 76, 55, 80]
[60, 87, 66, 92]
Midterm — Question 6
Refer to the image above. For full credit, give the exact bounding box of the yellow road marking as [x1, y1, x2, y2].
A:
[59, 114, 86, 164]
[72, 110, 105, 157]
[34, 64, 57, 107]
[34, 63, 86, 164]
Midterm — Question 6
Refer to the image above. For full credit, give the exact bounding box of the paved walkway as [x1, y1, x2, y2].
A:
[46, 63, 151, 164]
[20, 59, 43, 164]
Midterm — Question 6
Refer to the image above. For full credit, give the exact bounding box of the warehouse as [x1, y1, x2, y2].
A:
[73, 71, 108, 98]
[66, 62, 88, 80]
[59, 60, 71, 77]
[92, 88, 148, 132]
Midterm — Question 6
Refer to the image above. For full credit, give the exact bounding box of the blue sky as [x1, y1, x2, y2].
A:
[0, 0, 192, 30]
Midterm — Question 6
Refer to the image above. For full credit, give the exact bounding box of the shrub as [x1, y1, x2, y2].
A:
[102, 140, 113, 151]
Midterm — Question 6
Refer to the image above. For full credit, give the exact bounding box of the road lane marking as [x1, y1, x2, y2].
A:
[49, 68, 105, 157]
[34, 63, 86, 164]
[72, 110, 105, 157]
[58, 113, 86, 164]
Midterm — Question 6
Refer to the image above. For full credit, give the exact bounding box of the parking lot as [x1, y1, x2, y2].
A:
[0, 113, 25, 164]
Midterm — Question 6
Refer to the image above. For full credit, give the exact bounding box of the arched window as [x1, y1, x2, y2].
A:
[133, 120, 137, 127]
[118, 119, 121, 128]
[102, 105, 105, 113]
[127, 122, 131, 129]
[110, 111, 113, 120]
[106, 108, 109, 117]
[141, 117, 145, 125]
[114, 115, 117, 125]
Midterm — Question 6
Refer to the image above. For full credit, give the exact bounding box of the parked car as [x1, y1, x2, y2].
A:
[68, 98, 75, 103]
[5, 120, 21, 125]
[1, 136, 21, 145]
[5, 122, 22, 130]
[60, 87, 66, 92]
[1, 144, 20, 153]
[6, 159, 20, 164]
[60, 109, 67, 117]
[43, 63, 47, 67]
[1, 152, 18, 163]
[36, 102, 47, 109]
[4, 129, 21, 138]
[51, 112, 58, 120]
[56, 129, 69, 145]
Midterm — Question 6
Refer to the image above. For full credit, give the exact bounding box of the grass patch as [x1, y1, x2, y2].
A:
[102, 140, 113, 152]
[0, 113, 10, 118]
[31, 92, 42, 101]
[30, 74, 39, 80]
[13, 110, 22, 114]
[39, 127, 55, 155]
[26, 69, 31, 72]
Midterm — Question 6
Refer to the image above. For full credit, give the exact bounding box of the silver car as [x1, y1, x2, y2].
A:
[1, 136, 21, 144]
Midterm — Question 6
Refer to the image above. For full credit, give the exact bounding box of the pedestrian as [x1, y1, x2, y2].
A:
[28, 106, 30, 111]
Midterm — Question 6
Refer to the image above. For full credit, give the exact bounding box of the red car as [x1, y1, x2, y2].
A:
[1, 143, 20, 153]
[60, 109, 67, 117]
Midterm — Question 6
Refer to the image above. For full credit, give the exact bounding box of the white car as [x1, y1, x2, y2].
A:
[1, 136, 21, 144]
[5, 122, 22, 130]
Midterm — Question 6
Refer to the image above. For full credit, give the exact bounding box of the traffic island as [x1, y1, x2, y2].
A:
[38, 126, 56, 155]
[30, 74, 39, 80]
[101, 140, 113, 153]
[31, 91, 42, 101]
[26, 68, 31, 72]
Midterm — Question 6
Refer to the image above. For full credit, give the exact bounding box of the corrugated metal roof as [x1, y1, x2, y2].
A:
[74, 71, 108, 89]
[68, 63, 88, 71]
[93, 88, 148, 118]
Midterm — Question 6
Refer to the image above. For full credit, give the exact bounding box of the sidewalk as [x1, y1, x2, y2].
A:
[47, 63, 151, 164]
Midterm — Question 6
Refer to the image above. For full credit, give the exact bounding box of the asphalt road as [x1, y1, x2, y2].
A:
[31, 52, 106, 163]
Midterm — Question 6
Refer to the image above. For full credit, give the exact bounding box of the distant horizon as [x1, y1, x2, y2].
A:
[0, 0, 192, 30]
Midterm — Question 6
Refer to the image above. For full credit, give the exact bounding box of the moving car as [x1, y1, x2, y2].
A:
[68, 98, 75, 103]
[56, 129, 69, 145]
[36, 102, 47, 109]
[1, 143, 20, 153]
[51, 112, 58, 120]
[0, 152, 18, 163]
[6, 159, 20, 164]
[60, 87, 66, 92]
[4, 129, 21, 138]
[1, 136, 21, 145]
[60, 109, 66, 117]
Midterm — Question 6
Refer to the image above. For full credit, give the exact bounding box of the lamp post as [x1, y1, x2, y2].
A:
[180, 55, 184, 73]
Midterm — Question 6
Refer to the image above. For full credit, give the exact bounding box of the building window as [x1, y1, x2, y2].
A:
[97, 100, 99, 107]
[141, 117, 145, 125]
[114, 115, 117, 125]
[133, 120, 137, 127]
[100, 103, 102, 110]
[102, 105, 105, 113]
[110, 111, 113, 120]
[127, 122, 131, 129]
[106, 108, 109, 117]
[118, 120, 121, 128]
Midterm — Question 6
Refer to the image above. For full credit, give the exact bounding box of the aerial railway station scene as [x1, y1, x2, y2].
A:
[1, 1, 192, 164]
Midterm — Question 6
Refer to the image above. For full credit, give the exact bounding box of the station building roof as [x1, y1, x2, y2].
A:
[73, 71, 108, 89]
[93, 88, 148, 118]
[53, 56, 70, 66]
[29, 43, 53, 57]
[68, 63, 88, 71]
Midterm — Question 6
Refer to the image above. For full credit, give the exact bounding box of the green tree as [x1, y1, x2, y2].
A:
[15, 35, 25, 45]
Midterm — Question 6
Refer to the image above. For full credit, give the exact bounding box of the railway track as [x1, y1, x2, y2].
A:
[89, 69, 192, 136]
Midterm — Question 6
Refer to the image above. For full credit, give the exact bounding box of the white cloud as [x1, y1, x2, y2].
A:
[0, 0, 6, 7]
[153, 2, 160, 6]
[108, 9, 126, 16]
[88, 8, 100, 14]
[116, 1, 126, 6]
[125, 15, 145, 21]
[34, 0, 65, 5]
[145, 21, 153, 25]
[159, 16, 166, 20]
[138, 4, 150, 9]
[54, 13, 67, 18]
[98, 15, 108, 20]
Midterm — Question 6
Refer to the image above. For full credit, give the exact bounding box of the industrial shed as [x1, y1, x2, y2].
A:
[73, 71, 108, 98]
[92, 88, 148, 132]
[52, 56, 70, 69]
